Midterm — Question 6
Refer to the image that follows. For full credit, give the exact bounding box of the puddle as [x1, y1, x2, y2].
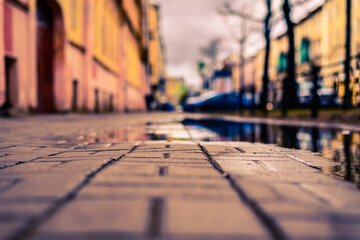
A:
[182, 118, 360, 187]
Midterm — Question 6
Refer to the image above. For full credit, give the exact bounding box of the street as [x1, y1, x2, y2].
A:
[1, 113, 360, 240]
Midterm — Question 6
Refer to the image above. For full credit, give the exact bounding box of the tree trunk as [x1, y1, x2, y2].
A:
[238, 21, 246, 114]
[344, 0, 352, 109]
[261, 0, 271, 116]
[282, 0, 298, 116]
[311, 64, 321, 119]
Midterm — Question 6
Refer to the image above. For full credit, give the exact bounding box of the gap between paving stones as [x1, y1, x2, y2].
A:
[5, 144, 140, 240]
[198, 143, 289, 240]
[146, 197, 164, 238]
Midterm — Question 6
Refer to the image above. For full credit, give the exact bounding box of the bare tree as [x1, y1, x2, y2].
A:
[200, 38, 221, 89]
[260, 0, 272, 116]
[219, 2, 263, 113]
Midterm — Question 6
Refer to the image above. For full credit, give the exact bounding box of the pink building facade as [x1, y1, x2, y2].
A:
[0, 0, 150, 114]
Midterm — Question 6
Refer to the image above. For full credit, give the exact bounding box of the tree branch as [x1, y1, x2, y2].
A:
[219, 2, 263, 23]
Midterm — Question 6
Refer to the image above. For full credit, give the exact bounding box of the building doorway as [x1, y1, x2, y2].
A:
[36, 0, 64, 113]
[0, 57, 17, 115]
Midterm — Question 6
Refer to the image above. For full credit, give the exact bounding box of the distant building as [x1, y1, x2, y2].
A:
[165, 77, 188, 107]
[212, 63, 233, 93]
[0, 0, 151, 114]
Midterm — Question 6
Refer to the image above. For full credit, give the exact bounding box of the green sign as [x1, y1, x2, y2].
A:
[197, 61, 206, 72]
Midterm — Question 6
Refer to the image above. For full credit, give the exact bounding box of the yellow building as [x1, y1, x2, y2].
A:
[121, 0, 149, 111]
[253, 49, 265, 93]
[295, 6, 323, 77]
[318, 0, 360, 104]
[225, 55, 240, 91]
[268, 33, 289, 106]
[239, 0, 360, 107]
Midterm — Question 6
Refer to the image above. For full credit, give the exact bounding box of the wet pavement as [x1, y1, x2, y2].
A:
[72, 113, 360, 187]
[1, 112, 360, 240]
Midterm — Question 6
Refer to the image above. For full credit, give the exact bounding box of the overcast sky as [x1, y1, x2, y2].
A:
[152, 0, 324, 89]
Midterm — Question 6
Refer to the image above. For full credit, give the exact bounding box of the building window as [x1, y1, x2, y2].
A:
[278, 52, 288, 73]
[300, 38, 311, 63]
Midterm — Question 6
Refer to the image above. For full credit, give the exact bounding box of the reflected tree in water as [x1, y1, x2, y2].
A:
[343, 132, 353, 181]
[281, 126, 299, 149]
[311, 127, 319, 152]
[260, 124, 269, 144]
[355, 145, 360, 188]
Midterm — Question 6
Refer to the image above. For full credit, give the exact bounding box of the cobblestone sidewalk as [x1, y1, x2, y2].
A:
[1, 138, 360, 240]
[1, 114, 360, 239]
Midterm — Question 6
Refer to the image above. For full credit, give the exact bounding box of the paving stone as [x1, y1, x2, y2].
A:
[165, 199, 270, 239]
[127, 152, 167, 158]
[167, 165, 221, 178]
[75, 143, 136, 151]
[168, 152, 207, 160]
[47, 160, 110, 173]
[204, 153, 283, 162]
[0, 202, 50, 216]
[79, 181, 236, 201]
[87, 150, 127, 158]
[91, 175, 230, 190]
[30, 199, 149, 240]
[228, 142, 275, 152]
[100, 163, 159, 176]
[232, 172, 352, 187]
[0, 154, 43, 163]
[33, 157, 105, 162]
[0, 222, 24, 240]
[266, 145, 339, 168]
[0, 202, 51, 240]
[45, 151, 99, 158]
[90, 179, 230, 192]
[278, 215, 360, 240]
[0, 161, 16, 168]
[1, 174, 85, 199]
[1, 146, 44, 153]
[120, 158, 210, 165]
[0, 162, 60, 175]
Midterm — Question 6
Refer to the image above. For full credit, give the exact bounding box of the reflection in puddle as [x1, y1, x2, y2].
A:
[82, 122, 194, 142]
[146, 122, 190, 140]
[83, 126, 151, 143]
[182, 119, 360, 187]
